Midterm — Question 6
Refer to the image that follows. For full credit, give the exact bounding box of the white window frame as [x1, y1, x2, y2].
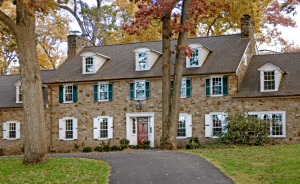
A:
[210, 76, 223, 97]
[135, 80, 146, 100]
[63, 84, 74, 103]
[3, 121, 20, 140]
[98, 82, 109, 102]
[134, 48, 150, 71]
[59, 117, 78, 141]
[177, 114, 187, 138]
[132, 118, 137, 135]
[248, 111, 286, 138]
[176, 113, 192, 139]
[181, 78, 187, 98]
[16, 85, 23, 103]
[189, 48, 200, 67]
[258, 63, 284, 92]
[93, 116, 113, 140]
[186, 44, 202, 68]
[85, 56, 95, 74]
[138, 52, 148, 70]
[261, 70, 276, 92]
[205, 112, 227, 139]
[65, 118, 74, 140]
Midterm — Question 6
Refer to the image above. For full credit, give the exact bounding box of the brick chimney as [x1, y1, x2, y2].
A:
[240, 14, 254, 40]
[67, 35, 93, 57]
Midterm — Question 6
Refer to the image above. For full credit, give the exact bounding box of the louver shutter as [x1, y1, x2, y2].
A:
[59, 119, 65, 140]
[186, 78, 191, 97]
[222, 76, 228, 96]
[108, 83, 113, 101]
[129, 82, 135, 99]
[16, 122, 20, 139]
[108, 117, 113, 139]
[145, 80, 150, 99]
[93, 83, 98, 101]
[2, 123, 7, 140]
[93, 118, 100, 139]
[205, 77, 211, 96]
[186, 115, 192, 138]
[73, 85, 78, 102]
[59, 85, 64, 103]
[73, 118, 78, 140]
[205, 114, 212, 137]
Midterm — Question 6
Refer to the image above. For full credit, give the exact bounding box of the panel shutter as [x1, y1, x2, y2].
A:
[73, 118, 78, 140]
[59, 119, 65, 140]
[73, 85, 78, 102]
[205, 77, 211, 96]
[129, 82, 135, 99]
[222, 76, 228, 96]
[186, 115, 192, 138]
[186, 78, 191, 97]
[59, 85, 64, 103]
[93, 118, 100, 139]
[16, 122, 20, 139]
[205, 114, 212, 137]
[145, 80, 150, 99]
[93, 83, 98, 101]
[108, 117, 113, 139]
[2, 123, 7, 140]
[108, 83, 113, 101]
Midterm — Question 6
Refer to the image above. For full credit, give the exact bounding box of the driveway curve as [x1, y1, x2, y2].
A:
[2, 150, 235, 184]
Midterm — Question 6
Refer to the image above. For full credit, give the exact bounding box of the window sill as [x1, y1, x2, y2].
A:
[16, 102, 23, 104]
[63, 101, 74, 104]
[61, 139, 75, 141]
[98, 100, 109, 102]
[82, 72, 96, 75]
[260, 90, 278, 92]
[268, 135, 286, 138]
[97, 138, 111, 140]
[134, 98, 146, 101]
[186, 65, 201, 68]
[135, 69, 149, 71]
[209, 95, 224, 97]
[176, 137, 188, 139]
[5, 138, 19, 141]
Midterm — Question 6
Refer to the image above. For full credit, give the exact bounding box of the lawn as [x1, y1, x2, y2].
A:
[0, 157, 110, 184]
[181, 144, 300, 184]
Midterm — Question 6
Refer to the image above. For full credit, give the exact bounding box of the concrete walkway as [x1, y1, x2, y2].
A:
[2, 150, 235, 184]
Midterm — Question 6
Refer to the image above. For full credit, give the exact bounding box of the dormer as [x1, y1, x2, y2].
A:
[80, 51, 110, 74]
[258, 63, 285, 92]
[14, 80, 22, 103]
[133, 48, 161, 71]
[186, 44, 211, 68]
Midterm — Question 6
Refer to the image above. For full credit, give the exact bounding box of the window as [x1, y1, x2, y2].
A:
[16, 85, 22, 103]
[86, 57, 94, 73]
[132, 118, 136, 134]
[3, 121, 20, 140]
[205, 113, 227, 138]
[93, 116, 113, 140]
[264, 71, 275, 90]
[171, 78, 191, 98]
[59, 85, 78, 103]
[129, 80, 150, 100]
[181, 79, 186, 98]
[248, 111, 286, 137]
[59, 118, 78, 140]
[65, 119, 73, 139]
[93, 82, 113, 102]
[100, 83, 108, 101]
[205, 76, 228, 97]
[177, 114, 192, 139]
[189, 49, 199, 66]
[18, 86, 22, 102]
[138, 52, 148, 70]
[177, 115, 186, 137]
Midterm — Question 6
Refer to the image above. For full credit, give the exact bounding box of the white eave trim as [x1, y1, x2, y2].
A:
[95, 52, 110, 59]
[257, 63, 285, 73]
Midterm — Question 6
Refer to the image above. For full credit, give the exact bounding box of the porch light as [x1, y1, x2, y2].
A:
[136, 100, 141, 110]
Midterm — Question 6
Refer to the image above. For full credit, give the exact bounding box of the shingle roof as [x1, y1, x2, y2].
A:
[45, 34, 250, 83]
[0, 70, 55, 109]
[234, 52, 300, 98]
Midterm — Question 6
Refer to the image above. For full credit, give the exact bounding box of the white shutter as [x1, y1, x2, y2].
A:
[16, 122, 20, 139]
[205, 114, 212, 137]
[186, 56, 190, 68]
[93, 118, 100, 139]
[260, 71, 264, 91]
[108, 117, 113, 139]
[59, 119, 65, 140]
[135, 52, 139, 71]
[3, 123, 7, 140]
[73, 118, 78, 140]
[16, 86, 19, 102]
[223, 113, 228, 134]
[198, 47, 201, 66]
[186, 115, 192, 138]
[82, 56, 86, 74]
[146, 51, 150, 69]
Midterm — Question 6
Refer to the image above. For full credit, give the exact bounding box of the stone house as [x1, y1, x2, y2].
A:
[1, 15, 300, 155]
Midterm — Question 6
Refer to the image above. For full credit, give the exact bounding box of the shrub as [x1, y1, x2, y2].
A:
[0, 148, 4, 156]
[143, 145, 150, 149]
[120, 139, 130, 145]
[94, 146, 103, 152]
[128, 145, 135, 149]
[217, 112, 272, 145]
[136, 145, 142, 149]
[103, 145, 111, 152]
[189, 137, 199, 144]
[186, 142, 199, 149]
[143, 139, 150, 145]
[64, 150, 71, 153]
[83, 147, 93, 152]
[111, 145, 119, 151]
[119, 144, 128, 150]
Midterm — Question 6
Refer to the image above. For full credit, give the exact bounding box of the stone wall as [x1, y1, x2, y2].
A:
[67, 35, 93, 57]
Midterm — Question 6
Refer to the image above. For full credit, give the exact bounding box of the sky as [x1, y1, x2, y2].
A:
[68, 1, 300, 52]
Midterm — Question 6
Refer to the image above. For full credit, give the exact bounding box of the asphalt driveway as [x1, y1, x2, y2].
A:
[2, 150, 235, 184]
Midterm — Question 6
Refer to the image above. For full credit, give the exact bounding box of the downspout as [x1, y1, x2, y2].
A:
[49, 85, 53, 150]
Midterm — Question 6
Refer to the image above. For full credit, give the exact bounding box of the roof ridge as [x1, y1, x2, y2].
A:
[255, 52, 300, 57]
[83, 34, 242, 48]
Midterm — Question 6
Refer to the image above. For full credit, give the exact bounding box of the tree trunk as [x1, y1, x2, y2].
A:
[163, 0, 191, 150]
[161, 10, 172, 149]
[15, 1, 48, 165]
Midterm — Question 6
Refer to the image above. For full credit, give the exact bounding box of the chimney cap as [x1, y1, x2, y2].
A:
[243, 14, 251, 18]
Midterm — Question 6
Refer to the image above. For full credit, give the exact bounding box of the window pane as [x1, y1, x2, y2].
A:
[139, 52, 147, 69]
[136, 82, 145, 99]
[177, 115, 186, 137]
[181, 79, 186, 98]
[212, 115, 223, 136]
[272, 114, 283, 136]
[65, 119, 73, 139]
[189, 49, 199, 66]
[100, 118, 108, 138]
[9, 123, 16, 139]
[86, 57, 94, 73]
[65, 86, 73, 102]
[132, 118, 136, 134]
[263, 71, 275, 90]
[19, 86, 22, 102]
[212, 77, 222, 95]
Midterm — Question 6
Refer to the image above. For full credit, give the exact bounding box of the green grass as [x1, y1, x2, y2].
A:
[0, 158, 110, 184]
[181, 144, 300, 184]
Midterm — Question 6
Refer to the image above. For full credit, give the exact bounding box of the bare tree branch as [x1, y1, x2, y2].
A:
[91, 0, 103, 45]
[0, 10, 17, 36]
[206, 14, 221, 37]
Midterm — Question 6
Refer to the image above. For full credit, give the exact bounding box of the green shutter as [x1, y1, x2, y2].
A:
[205, 77, 211, 96]
[170, 80, 173, 97]
[129, 81, 135, 99]
[108, 83, 113, 101]
[59, 85, 64, 103]
[93, 83, 98, 101]
[145, 80, 150, 99]
[73, 84, 78, 102]
[222, 76, 228, 96]
[186, 78, 191, 97]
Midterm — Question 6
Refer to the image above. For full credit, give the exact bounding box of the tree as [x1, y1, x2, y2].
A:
[125, 0, 230, 150]
[0, 0, 56, 165]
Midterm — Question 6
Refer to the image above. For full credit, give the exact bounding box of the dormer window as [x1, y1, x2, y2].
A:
[189, 48, 199, 66]
[258, 63, 284, 92]
[134, 48, 161, 71]
[186, 44, 211, 68]
[138, 52, 148, 70]
[85, 57, 94, 73]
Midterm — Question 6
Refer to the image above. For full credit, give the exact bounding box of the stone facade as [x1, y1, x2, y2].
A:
[1, 73, 300, 154]
[67, 35, 93, 57]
